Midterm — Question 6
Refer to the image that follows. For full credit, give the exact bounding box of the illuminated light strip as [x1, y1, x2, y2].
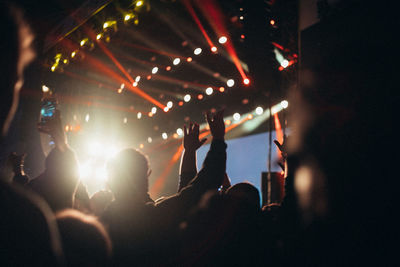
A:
[196, 0, 248, 81]
[183, 0, 216, 49]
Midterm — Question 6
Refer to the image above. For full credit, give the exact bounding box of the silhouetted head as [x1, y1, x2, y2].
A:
[0, 2, 34, 138]
[56, 209, 112, 267]
[106, 148, 150, 200]
[225, 182, 261, 210]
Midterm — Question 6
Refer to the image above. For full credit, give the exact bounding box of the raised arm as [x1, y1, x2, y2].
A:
[37, 110, 68, 152]
[178, 123, 207, 192]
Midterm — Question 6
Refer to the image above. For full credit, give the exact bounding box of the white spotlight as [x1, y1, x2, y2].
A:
[281, 100, 289, 109]
[173, 58, 181, 65]
[255, 107, 264, 115]
[184, 94, 191, 102]
[194, 48, 202, 55]
[137, 112, 142, 119]
[152, 67, 158, 74]
[162, 132, 168, 140]
[167, 101, 173, 108]
[227, 79, 235, 87]
[163, 107, 169, 112]
[135, 76, 141, 82]
[176, 128, 183, 136]
[205, 87, 213, 95]
[151, 107, 157, 114]
[42, 85, 50, 93]
[132, 82, 138, 87]
[233, 112, 241, 121]
[218, 36, 227, 44]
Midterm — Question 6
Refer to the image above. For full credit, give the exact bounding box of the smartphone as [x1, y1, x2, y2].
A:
[40, 98, 57, 123]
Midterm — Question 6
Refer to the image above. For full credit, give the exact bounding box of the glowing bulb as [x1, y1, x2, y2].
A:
[167, 101, 173, 108]
[219, 87, 225, 92]
[162, 132, 168, 140]
[255, 107, 263, 115]
[281, 59, 289, 68]
[198, 94, 204, 100]
[218, 36, 227, 44]
[163, 107, 169, 112]
[147, 137, 152, 143]
[270, 19, 275, 25]
[211, 46, 217, 52]
[176, 128, 183, 136]
[186, 57, 192, 62]
[152, 67, 158, 74]
[173, 58, 181, 65]
[205, 87, 213, 95]
[184, 94, 191, 102]
[51, 65, 57, 72]
[243, 78, 250, 85]
[135, 76, 141, 82]
[85, 114, 90, 122]
[194, 48, 202, 55]
[80, 39, 86, 46]
[132, 82, 138, 87]
[239, 16, 244, 20]
[42, 85, 49, 93]
[281, 100, 289, 109]
[71, 51, 77, 58]
[233, 113, 241, 121]
[227, 79, 235, 87]
[151, 107, 157, 114]
[96, 33, 102, 40]
[136, 0, 143, 7]
[137, 112, 142, 119]
[124, 14, 132, 21]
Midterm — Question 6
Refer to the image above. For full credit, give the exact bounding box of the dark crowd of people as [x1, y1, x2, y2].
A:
[0, 2, 396, 266]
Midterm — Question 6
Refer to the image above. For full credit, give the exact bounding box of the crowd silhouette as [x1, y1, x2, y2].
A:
[0, 1, 395, 266]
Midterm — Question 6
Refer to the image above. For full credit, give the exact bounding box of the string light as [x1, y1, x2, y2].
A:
[194, 48, 202, 55]
[167, 101, 173, 108]
[173, 58, 181, 65]
[163, 107, 169, 112]
[198, 94, 204, 100]
[219, 87, 225, 92]
[187, 57, 193, 62]
[205, 87, 213, 95]
[184, 94, 191, 102]
[152, 67, 158, 74]
[227, 79, 235, 87]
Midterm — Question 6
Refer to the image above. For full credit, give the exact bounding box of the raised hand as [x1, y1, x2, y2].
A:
[37, 110, 67, 151]
[206, 109, 225, 140]
[183, 122, 207, 152]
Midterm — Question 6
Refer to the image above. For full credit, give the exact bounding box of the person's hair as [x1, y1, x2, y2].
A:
[106, 148, 150, 197]
[225, 182, 261, 210]
[0, 2, 34, 136]
[56, 209, 112, 267]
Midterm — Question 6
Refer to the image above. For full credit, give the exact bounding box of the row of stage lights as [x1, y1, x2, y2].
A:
[49, 0, 147, 73]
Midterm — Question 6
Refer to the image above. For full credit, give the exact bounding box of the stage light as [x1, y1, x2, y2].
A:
[117, 88, 123, 94]
[65, 125, 69, 132]
[166, 66, 171, 71]
[206, 87, 213, 95]
[135, 76, 141, 82]
[147, 75, 151, 80]
[63, 59, 69, 64]
[136, 0, 144, 7]
[124, 13, 134, 22]
[162, 132, 168, 140]
[167, 101, 173, 108]
[163, 107, 169, 112]
[148, 112, 153, 117]
[147, 137, 152, 143]
[120, 83, 125, 89]
[184, 94, 191, 102]
[227, 79, 235, 87]
[219, 87, 225, 92]
[85, 114, 90, 122]
[243, 78, 250, 85]
[241, 34, 245, 39]
[270, 19, 275, 25]
[51, 65, 57, 72]
[71, 51, 77, 58]
[247, 114, 254, 120]
[239, 16, 244, 20]
[198, 94, 203, 100]
[225, 119, 231, 125]
[281, 59, 289, 68]
[218, 36, 227, 44]
[42, 85, 49, 93]
[194, 48, 202, 55]
[96, 33, 103, 40]
[211, 46, 217, 53]
[255, 106, 263, 115]
[281, 100, 289, 109]
[132, 81, 138, 87]
[137, 112, 142, 119]
[139, 144, 144, 149]
[179, 101, 184, 106]
[233, 113, 241, 121]
[103, 20, 117, 30]
[80, 38, 88, 47]
[151, 107, 157, 114]
[173, 58, 181, 65]
[123, 117, 128, 124]
[152, 67, 158, 74]
[173, 133, 179, 139]
[177, 128, 183, 136]
[187, 57, 193, 62]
